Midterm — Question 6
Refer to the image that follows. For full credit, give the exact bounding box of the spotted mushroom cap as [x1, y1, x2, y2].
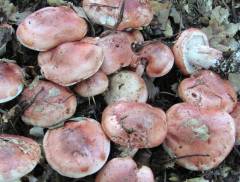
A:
[101, 101, 167, 148]
[164, 103, 236, 171]
[231, 102, 240, 145]
[16, 6, 88, 51]
[43, 118, 110, 178]
[0, 134, 41, 182]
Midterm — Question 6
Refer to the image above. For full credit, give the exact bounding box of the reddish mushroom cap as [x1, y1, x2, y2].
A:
[0, 61, 24, 103]
[231, 102, 240, 145]
[178, 70, 237, 113]
[0, 134, 41, 182]
[96, 157, 154, 182]
[43, 118, 110, 178]
[164, 103, 235, 171]
[16, 6, 88, 51]
[38, 39, 104, 86]
[20, 80, 77, 128]
[101, 101, 167, 148]
[82, 0, 153, 30]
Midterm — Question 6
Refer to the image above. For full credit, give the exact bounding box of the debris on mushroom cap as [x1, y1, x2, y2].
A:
[0, 134, 41, 182]
[173, 28, 223, 75]
[74, 70, 109, 97]
[164, 103, 235, 171]
[16, 6, 88, 51]
[231, 102, 240, 145]
[104, 70, 148, 104]
[0, 24, 13, 56]
[20, 80, 77, 128]
[38, 38, 104, 86]
[43, 117, 110, 178]
[82, 0, 153, 30]
[0, 61, 24, 103]
[101, 101, 167, 148]
[178, 70, 237, 113]
[131, 41, 174, 77]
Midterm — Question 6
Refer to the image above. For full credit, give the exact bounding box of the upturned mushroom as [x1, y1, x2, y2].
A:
[0, 134, 41, 182]
[17, 6, 88, 51]
[173, 28, 223, 75]
[20, 80, 77, 128]
[178, 70, 237, 113]
[96, 157, 154, 182]
[231, 102, 240, 145]
[101, 101, 167, 148]
[43, 117, 110, 178]
[164, 103, 236, 171]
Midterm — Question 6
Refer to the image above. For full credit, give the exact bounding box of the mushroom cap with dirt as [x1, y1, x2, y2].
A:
[231, 102, 240, 145]
[43, 117, 110, 178]
[164, 103, 236, 171]
[16, 6, 88, 51]
[178, 70, 237, 113]
[0, 134, 41, 182]
[101, 101, 167, 148]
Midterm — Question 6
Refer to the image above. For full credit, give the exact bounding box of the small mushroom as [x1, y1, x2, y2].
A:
[231, 102, 240, 145]
[38, 38, 104, 86]
[178, 70, 237, 113]
[96, 157, 154, 182]
[102, 101, 167, 148]
[0, 61, 24, 103]
[164, 103, 235, 171]
[16, 6, 88, 51]
[104, 70, 148, 104]
[43, 117, 110, 178]
[20, 80, 77, 128]
[173, 28, 223, 75]
[82, 0, 153, 30]
[0, 134, 41, 182]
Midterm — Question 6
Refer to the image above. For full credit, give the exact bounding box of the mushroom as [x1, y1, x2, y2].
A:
[20, 80, 77, 128]
[74, 70, 109, 97]
[231, 102, 240, 145]
[16, 6, 88, 51]
[173, 28, 223, 75]
[82, 0, 153, 30]
[178, 70, 237, 113]
[43, 117, 110, 178]
[101, 101, 167, 148]
[104, 70, 148, 104]
[0, 61, 24, 103]
[38, 38, 104, 86]
[96, 157, 154, 182]
[164, 103, 235, 171]
[0, 134, 41, 182]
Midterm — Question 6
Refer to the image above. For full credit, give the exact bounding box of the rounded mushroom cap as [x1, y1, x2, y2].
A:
[82, 0, 153, 30]
[104, 70, 148, 104]
[178, 70, 237, 113]
[20, 80, 77, 128]
[74, 70, 109, 97]
[0, 61, 24, 103]
[43, 118, 110, 178]
[96, 157, 154, 182]
[231, 102, 240, 145]
[164, 103, 235, 171]
[38, 39, 104, 86]
[16, 6, 88, 51]
[0, 134, 41, 182]
[102, 101, 167, 148]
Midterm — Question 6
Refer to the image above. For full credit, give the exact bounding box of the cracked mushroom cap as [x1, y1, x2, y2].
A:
[231, 102, 240, 145]
[16, 6, 88, 51]
[96, 157, 154, 182]
[20, 80, 77, 128]
[43, 118, 110, 178]
[0, 61, 24, 103]
[82, 0, 153, 30]
[38, 38, 104, 86]
[178, 70, 237, 113]
[101, 101, 167, 148]
[0, 134, 41, 182]
[164, 103, 236, 171]
[104, 70, 148, 104]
